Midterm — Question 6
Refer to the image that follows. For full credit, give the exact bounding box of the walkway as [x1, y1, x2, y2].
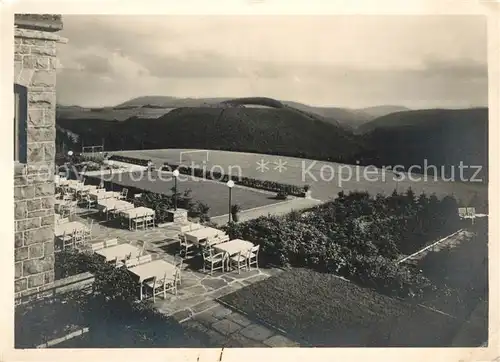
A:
[211, 197, 322, 225]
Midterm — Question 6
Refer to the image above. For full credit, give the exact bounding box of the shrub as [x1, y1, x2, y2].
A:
[160, 162, 307, 196]
[54, 249, 103, 280]
[188, 201, 211, 222]
[231, 204, 241, 222]
[92, 263, 139, 305]
[350, 255, 432, 298]
[220, 189, 463, 299]
[276, 191, 288, 200]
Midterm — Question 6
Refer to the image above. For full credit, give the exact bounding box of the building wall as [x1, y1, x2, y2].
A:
[14, 23, 64, 303]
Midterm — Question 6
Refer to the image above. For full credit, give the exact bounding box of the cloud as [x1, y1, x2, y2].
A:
[56, 15, 488, 108]
[75, 53, 112, 74]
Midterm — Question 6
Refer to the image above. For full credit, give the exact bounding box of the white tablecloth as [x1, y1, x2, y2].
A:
[97, 199, 134, 212]
[95, 244, 142, 262]
[55, 221, 87, 237]
[129, 259, 177, 282]
[120, 207, 155, 219]
[214, 239, 254, 256]
[184, 227, 224, 245]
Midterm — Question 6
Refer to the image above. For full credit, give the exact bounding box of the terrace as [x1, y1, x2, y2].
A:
[17, 165, 487, 348]
[17, 174, 293, 348]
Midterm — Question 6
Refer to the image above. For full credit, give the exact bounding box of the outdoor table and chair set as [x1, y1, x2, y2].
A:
[89, 238, 182, 302]
[179, 224, 260, 275]
[55, 175, 156, 231]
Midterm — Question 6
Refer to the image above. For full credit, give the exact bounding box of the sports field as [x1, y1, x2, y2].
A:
[103, 170, 281, 217]
[111, 148, 487, 204]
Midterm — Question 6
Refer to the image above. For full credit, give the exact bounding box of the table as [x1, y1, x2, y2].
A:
[97, 199, 135, 212]
[120, 207, 155, 230]
[184, 227, 224, 246]
[95, 243, 142, 262]
[214, 239, 254, 269]
[55, 221, 87, 237]
[89, 189, 120, 200]
[128, 259, 177, 300]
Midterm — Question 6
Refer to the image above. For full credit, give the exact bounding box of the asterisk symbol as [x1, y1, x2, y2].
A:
[256, 159, 270, 172]
[274, 159, 287, 173]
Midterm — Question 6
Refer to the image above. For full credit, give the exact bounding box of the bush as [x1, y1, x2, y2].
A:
[160, 162, 307, 196]
[54, 249, 103, 280]
[92, 263, 139, 304]
[136, 190, 210, 224]
[276, 191, 288, 200]
[350, 255, 432, 298]
[221, 189, 463, 299]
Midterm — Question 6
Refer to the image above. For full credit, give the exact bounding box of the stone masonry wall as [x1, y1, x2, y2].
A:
[14, 27, 65, 303]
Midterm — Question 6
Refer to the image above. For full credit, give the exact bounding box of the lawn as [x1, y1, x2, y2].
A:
[114, 148, 486, 206]
[101, 170, 280, 217]
[219, 268, 463, 347]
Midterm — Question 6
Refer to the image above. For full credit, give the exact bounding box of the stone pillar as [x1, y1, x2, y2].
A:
[166, 209, 189, 224]
[14, 15, 66, 304]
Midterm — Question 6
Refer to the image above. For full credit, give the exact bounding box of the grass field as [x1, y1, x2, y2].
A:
[103, 170, 281, 217]
[219, 268, 463, 347]
[111, 149, 487, 205]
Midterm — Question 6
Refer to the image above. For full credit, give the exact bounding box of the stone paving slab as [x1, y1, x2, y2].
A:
[228, 333, 266, 347]
[210, 305, 233, 320]
[191, 299, 218, 314]
[263, 334, 300, 347]
[226, 312, 252, 327]
[193, 311, 220, 328]
[211, 319, 243, 336]
[239, 324, 275, 341]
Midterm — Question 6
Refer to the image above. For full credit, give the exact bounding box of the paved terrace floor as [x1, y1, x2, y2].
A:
[68, 213, 299, 347]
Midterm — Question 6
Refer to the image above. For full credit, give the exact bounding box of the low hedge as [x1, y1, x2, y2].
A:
[108, 154, 150, 166]
[161, 162, 307, 196]
[54, 249, 103, 280]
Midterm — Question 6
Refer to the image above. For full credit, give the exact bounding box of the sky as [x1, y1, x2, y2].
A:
[56, 15, 488, 109]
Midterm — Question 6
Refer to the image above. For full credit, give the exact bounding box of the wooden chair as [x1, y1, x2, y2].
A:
[165, 269, 180, 296]
[137, 254, 152, 265]
[174, 255, 184, 286]
[118, 188, 128, 200]
[145, 213, 155, 229]
[60, 231, 74, 250]
[202, 247, 225, 275]
[137, 240, 147, 256]
[105, 238, 118, 248]
[83, 220, 94, 241]
[125, 257, 140, 269]
[247, 245, 260, 270]
[91, 241, 105, 252]
[178, 233, 195, 259]
[132, 215, 146, 231]
[83, 194, 96, 210]
[109, 256, 120, 267]
[57, 217, 69, 225]
[229, 251, 248, 274]
[73, 228, 85, 249]
[144, 273, 168, 302]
